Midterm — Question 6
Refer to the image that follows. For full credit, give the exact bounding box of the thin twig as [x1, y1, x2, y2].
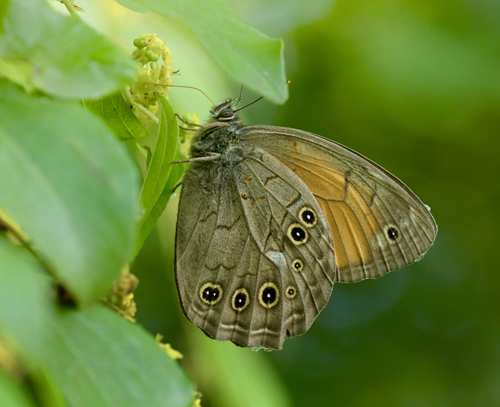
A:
[0, 218, 56, 277]
[134, 103, 159, 125]
[121, 88, 159, 125]
[60, 0, 81, 19]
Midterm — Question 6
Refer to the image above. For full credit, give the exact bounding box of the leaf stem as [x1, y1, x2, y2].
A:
[121, 88, 159, 125]
[60, 0, 81, 19]
[0, 218, 56, 277]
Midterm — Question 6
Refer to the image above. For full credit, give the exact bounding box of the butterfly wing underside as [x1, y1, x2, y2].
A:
[240, 125, 438, 283]
[175, 147, 336, 349]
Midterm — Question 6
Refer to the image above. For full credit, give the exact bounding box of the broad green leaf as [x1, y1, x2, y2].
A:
[187, 329, 291, 407]
[145, 148, 186, 231]
[0, 235, 54, 362]
[0, 57, 34, 93]
[113, 0, 149, 13]
[28, 368, 67, 407]
[0, 370, 36, 407]
[0, 80, 140, 304]
[115, 0, 288, 104]
[0, 0, 137, 99]
[41, 306, 195, 407]
[224, 0, 334, 37]
[0, 1, 7, 35]
[83, 93, 148, 142]
[136, 95, 179, 252]
[135, 143, 153, 167]
[163, 148, 186, 204]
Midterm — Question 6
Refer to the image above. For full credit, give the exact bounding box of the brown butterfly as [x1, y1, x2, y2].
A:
[174, 96, 437, 350]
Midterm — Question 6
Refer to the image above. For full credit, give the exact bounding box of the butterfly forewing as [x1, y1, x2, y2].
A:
[239, 125, 437, 283]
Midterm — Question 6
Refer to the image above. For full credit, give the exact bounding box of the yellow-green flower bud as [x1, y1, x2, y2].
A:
[145, 49, 159, 62]
[133, 38, 147, 49]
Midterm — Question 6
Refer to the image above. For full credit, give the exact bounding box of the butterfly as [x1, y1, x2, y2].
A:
[174, 95, 437, 350]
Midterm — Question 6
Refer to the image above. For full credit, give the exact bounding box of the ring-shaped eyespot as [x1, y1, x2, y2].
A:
[232, 288, 249, 312]
[285, 286, 297, 299]
[287, 223, 308, 245]
[199, 282, 223, 305]
[292, 259, 304, 272]
[258, 282, 280, 308]
[299, 207, 317, 227]
[384, 224, 401, 244]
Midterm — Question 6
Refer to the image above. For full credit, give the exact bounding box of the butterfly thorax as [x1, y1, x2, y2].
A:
[189, 99, 245, 165]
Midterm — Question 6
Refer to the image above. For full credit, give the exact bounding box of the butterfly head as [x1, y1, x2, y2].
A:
[210, 98, 239, 122]
[189, 98, 244, 160]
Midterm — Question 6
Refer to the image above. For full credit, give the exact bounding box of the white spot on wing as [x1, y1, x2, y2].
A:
[266, 250, 288, 272]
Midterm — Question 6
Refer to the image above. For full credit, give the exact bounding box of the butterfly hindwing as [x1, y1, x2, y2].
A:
[175, 146, 336, 349]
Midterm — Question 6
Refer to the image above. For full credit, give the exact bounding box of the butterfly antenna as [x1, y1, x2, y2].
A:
[147, 83, 215, 106]
[235, 86, 244, 107]
[234, 96, 264, 113]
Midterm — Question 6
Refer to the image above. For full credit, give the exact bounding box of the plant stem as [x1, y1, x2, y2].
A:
[121, 88, 159, 125]
[0, 218, 56, 277]
[60, 0, 81, 19]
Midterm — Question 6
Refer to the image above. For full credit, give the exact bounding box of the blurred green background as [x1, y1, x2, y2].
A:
[81, 0, 500, 405]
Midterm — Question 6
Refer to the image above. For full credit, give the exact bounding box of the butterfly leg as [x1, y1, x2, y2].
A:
[172, 154, 222, 165]
[175, 113, 202, 128]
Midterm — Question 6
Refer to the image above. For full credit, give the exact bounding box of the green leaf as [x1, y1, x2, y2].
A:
[188, 330, 291, 407]
[136, 95, 179, 253]
[40, 306, 195, 407]
[83, 93, 148, 142]
[0, 80, 140, 305]
[114, 0, 149, 13]
[28, 368, 67, 407]
[115, 0, 288, 104]
[0, 56, 34, 93]
[0, 370, 36, 407]
[145, 149, 186, 230]
[0, 235, 54, 362]
[224, 0, 334, 37]
[0, 1, 7, 35]
[0, 0, 137, 99]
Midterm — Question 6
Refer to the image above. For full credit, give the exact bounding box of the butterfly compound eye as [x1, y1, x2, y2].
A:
[218, 108, 235, 121]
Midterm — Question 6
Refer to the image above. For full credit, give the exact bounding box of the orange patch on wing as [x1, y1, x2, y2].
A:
[316, 194, 375, 274]
[280, 155, 346, 200]
[317, 198, 349, 270]
[344, 183, 380, 244]
[276, 149, 384, 277]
